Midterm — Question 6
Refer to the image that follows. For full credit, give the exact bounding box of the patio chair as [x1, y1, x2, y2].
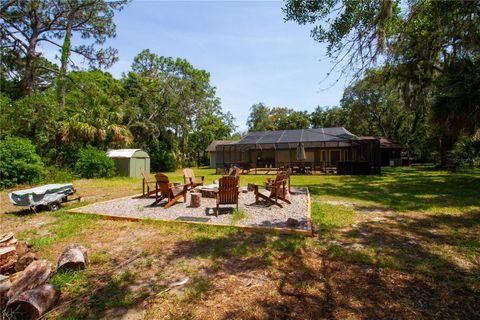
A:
[153, 173, 188, 208]
[228, 166, 241, 178]
[254, 172, 291, 208]
[266, 170, 291, 194]
[141, 171, 156, 198]
[216, 176, 239, 216]
[183, 168, 204, 189]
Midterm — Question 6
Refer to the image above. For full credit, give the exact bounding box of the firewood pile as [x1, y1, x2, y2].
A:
[0, 233, 88, 320]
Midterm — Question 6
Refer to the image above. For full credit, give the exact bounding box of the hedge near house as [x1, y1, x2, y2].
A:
[0, 137, 46, 188]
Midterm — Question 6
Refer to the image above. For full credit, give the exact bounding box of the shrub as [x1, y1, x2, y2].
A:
[75, 147, 115, 178]
[43, 166, 77, 183]
[0, 136, 46, 188]
[151, 146, 176, 172]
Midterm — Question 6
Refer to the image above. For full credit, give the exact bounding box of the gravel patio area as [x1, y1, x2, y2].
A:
[72, 187, 311, 232]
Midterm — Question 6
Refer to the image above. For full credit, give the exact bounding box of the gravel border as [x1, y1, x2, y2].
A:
[74, 187, 311, 231]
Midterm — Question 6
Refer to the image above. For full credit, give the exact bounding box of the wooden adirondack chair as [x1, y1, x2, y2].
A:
[141, 171, 157, 198]
[254, 172, 291, 208]
[228, 166, 240, 178]
[183, 168, 204, 189]
[216, 176, 239, 216]
[153, 173, 188, 208]
[266, 170, 291, 194]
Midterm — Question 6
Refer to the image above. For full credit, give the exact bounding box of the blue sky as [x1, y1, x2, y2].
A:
[43, 1, 347, 131]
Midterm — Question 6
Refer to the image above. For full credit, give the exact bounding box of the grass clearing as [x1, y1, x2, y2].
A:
[1, 165, 479, 319]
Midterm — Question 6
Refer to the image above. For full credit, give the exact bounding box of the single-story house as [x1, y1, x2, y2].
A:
[206, 127, 383, 175]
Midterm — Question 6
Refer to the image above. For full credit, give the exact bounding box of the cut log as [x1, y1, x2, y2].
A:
[16, 252, 37, 272]
[15, 241, 31, 258]
[9, 271, 24, 284]
[0, 232, 14, 244]
[7, 260, 53, 301]
[0, 246, 17, 274]
[190, 193, 201, 208]
[6, 284, 59, 320]
[57, 244, 88, 272]
[0, 274, 11, 310]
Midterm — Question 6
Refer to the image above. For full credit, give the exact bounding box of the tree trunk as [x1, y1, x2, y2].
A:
[57, 18, 72, 107]
[6, 284, 59, 320]
[7, 260, 53, 301]
[22, 34, 39, 96]
[57, 244, 88, 272]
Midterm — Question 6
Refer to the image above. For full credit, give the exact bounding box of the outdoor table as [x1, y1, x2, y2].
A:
[195, 184, 219, 198]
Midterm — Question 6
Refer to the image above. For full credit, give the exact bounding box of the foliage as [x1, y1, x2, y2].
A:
[74, 147, 115, 179]
[284, 0, 480, 168]
[247, 102, 275, 131]
[0, 0, 128, 96]
[247, 103, 311, 131]
[283, 0, 401, 75]
[310, 106, 348, 129]
[0, 136, 46, 188]
[60, 71, 132, 150]
[151, 143, 177, 172]
[123, 49, 235, 165]
[450, 135, 480, 168]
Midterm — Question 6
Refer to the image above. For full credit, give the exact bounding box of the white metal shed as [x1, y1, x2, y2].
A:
[106, 149, 150, 178]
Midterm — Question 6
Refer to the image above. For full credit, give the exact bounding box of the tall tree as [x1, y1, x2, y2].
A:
[283, 0, 401, 77]
[55, 0, 128, 107]
[246, 102, 274, 131]
[284, 0, 480, 166]
[124, 49, 225, 168]
[0, 0, 127, 96]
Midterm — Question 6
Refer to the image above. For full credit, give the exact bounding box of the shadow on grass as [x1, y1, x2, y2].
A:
[308, 169, 480, 211]
[50, 211, 479, 319]
[160, 223, 479, 319]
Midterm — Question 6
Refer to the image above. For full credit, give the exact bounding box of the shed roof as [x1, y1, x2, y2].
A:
[107, 149, 146, 158]
[206, 140, 238, 152]
[235, 127, 359, 145]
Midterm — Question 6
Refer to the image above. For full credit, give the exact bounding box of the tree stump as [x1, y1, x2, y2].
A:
[7, 260, 53, 301]
[57, 244, 88, 272]
[6, 284, 59, 320]
[190, 193, 201, 208]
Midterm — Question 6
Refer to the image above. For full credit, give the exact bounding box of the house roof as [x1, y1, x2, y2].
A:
[359, 136, 403, 149]
[107, 149, 144, 158]
[235, 127, 359, 145]
[379, 137, 403, 149]
[206, 140, 238, 152]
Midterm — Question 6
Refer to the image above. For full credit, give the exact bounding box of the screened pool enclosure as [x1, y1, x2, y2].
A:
[210, 127, 381, 175]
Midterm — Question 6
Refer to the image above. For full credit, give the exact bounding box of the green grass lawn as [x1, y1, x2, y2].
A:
[1, 165, 479, 319]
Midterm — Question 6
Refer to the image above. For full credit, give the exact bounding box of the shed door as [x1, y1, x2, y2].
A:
[134, 158, 147, 178]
